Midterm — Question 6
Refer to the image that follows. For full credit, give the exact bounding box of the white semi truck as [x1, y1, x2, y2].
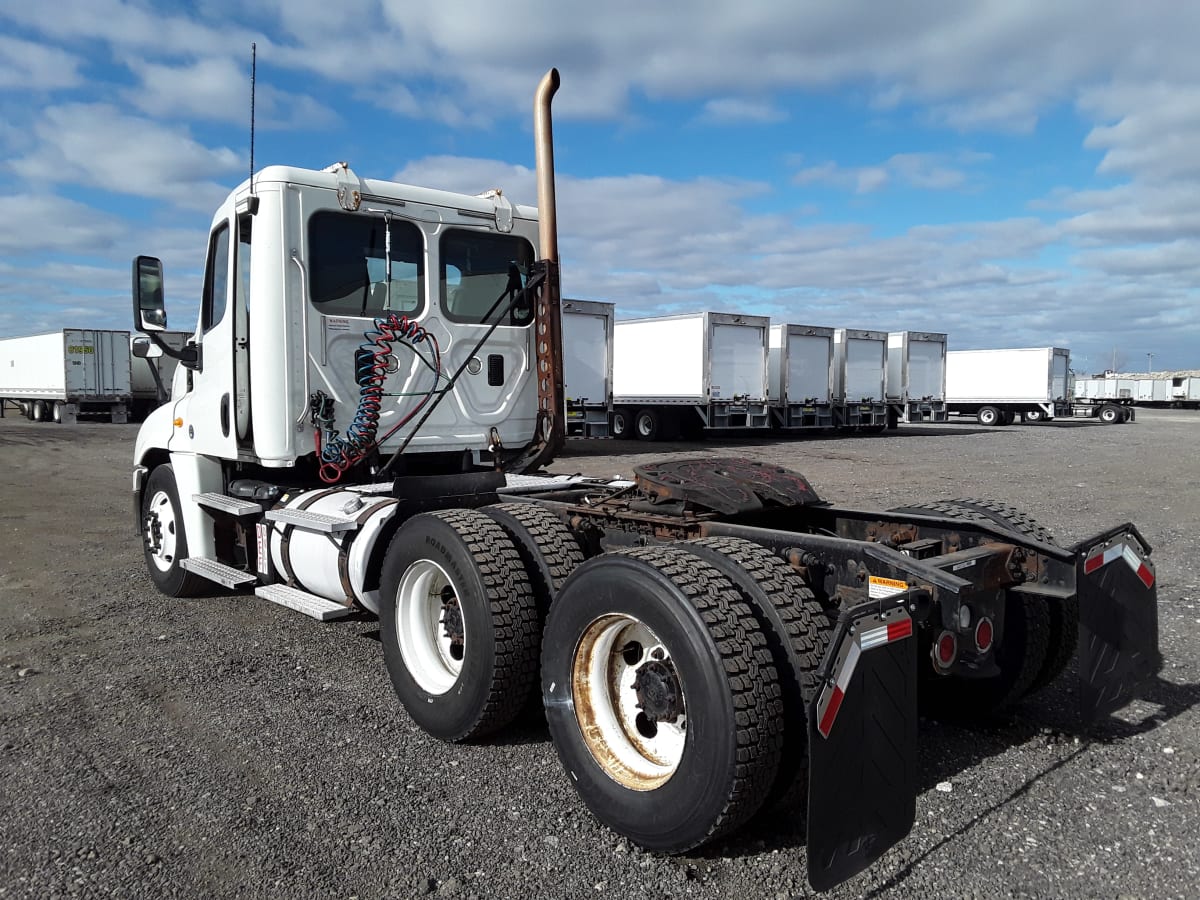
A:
[767, 324, 836, 430]
[946, 347, 1073, 425]
[886, 331, 948, 426]
[0, 328, 131, 424]
[1070, 376, 1137, 423]
[560, 299, 613, 438]
[129, 69, 1161, 892]
[610, 311, 771, 440]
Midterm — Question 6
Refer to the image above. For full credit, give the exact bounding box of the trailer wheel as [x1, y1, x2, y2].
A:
[483, 502, 585, 616]
[684, 536, 833, 809]
[31, 400, 47, 422]
[379, 509, 540, 742]
[977, 406, 1001, 426]
[891, 498, 1075, 707]
[51, 402, 62, 423]
[634, 407, 666, 441]
[611, 408, 632, 440]
[141, 464, 208, 598]
[1025, 409, 1045, 422]
[541, 546, 782, 852]
[1099, 404, 1121, 424]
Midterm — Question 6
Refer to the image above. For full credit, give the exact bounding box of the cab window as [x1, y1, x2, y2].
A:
[308, 211, 424, 317]
[201, 222, 230, 331]
[439, 229, 536, 325]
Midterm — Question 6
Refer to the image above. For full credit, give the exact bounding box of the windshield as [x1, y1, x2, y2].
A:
[440, 229, 536, 326]
[308, 211, 424, 317]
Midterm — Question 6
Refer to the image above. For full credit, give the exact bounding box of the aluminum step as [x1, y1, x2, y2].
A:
[255, 584, 355, 621]
[265, 508, 358, 533]
[194, 492, 263, 517]
[180, 557, 258, 589]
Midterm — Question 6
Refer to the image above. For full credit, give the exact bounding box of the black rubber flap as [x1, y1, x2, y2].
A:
[1077, 535, 1161, 724]
[807, 603, 918, 893]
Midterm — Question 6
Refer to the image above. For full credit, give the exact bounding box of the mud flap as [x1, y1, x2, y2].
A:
[1075, 527, 1161, 724]
[806, 594, 922, 893]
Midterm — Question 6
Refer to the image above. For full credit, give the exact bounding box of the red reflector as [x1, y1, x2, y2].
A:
[936, 631, 957, 666]
[975, 617, 994, 652]
[817, 686, 844, 738]
[1083, 554, 1103, 574]
[1136, 563, 1154, 588]
[887, 618, 913, 642]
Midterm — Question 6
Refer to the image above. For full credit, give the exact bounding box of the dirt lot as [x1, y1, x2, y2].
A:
[1, 409, 1198, 899]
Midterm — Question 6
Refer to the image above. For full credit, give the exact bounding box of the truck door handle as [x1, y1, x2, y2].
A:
[220, 393, 230, 437]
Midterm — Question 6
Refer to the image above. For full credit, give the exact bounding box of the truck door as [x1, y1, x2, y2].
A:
[178, 217, 248, 458]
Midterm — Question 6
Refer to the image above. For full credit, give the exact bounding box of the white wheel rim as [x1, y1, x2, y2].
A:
[637, 416, 653, 437]
[614, 413, 626, 434]
[573, 614, 686, 790]
[144, 489, 178, 572]
[396, 559, 466, 695]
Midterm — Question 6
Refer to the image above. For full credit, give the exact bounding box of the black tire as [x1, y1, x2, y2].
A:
[1025, 409, 1045, 422]
[141, 464, 208, 598]
[31, 400, 47, 422]
[542, 546, 783, 852]
[611, 408, 633, 440]
[999, 409, 1015, 426]
[51, 402, 62, 423]
[1099, 404, 1121, 424]
[684, 537, 833, 809]
[379, 509, 540, 742]
[892, 498, 1075, 705]
[977, 406, 1001, 426]
[634, 407, 663, 441]
[483, 502, 585, 616]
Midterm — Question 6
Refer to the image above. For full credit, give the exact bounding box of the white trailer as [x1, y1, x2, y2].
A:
[833, 328, 888, 430]
[130, 330, 192, 419]
[1170, 376, 1200, 409]
[1067, 376, 1136, 423]
[561, 300, 613, 438]
[886, 331, 948, 426]
[946, 347, 1073, 426]
[1135, 379, 1170, 404]
[767, 324, 836, 429]
[611, 311, 770, 440]
[0, 328, 131, 424]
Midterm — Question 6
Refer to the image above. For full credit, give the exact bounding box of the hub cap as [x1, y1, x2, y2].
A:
[143, 489, 178, 572]
[396, 560, 466, 695]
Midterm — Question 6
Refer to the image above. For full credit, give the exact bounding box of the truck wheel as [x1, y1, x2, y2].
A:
[483, 502, 585, 616]
[977, 406, 1001, 426]
[379, 509, 540, 742]
[1025, 409, 1045, 422]
[541, 546, 782, 852]
[634, 408, 663, 441]
[891, 499, 1074, 705]
[611, 408, 632, 440]
[31, 400, 47, 422]
[1099, 404, 1121, 424]
[684, 536, 833, 809]
[999, 410, 1015, 426]
[51, 402, 63, 423]
[141, 464, 208, 597]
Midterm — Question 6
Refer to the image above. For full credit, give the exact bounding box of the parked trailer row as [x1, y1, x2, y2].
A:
[576, 311, 947, 440]
[1072, 375, 1200, 410]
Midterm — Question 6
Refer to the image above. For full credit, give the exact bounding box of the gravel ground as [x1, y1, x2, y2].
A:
[1, 408, 1198, 899]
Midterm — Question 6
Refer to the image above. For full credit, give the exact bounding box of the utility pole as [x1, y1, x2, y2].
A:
[1147, 351, 1154, 373]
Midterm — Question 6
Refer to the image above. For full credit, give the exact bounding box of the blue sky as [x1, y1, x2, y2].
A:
[2, 0, 1198, 373]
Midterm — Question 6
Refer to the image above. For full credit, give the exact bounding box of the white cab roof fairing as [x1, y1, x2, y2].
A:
[224, 165, 539, 225]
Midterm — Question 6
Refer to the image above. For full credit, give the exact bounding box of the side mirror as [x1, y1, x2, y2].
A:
[131, 336, 163, 359]
[132, 255, 167, 332]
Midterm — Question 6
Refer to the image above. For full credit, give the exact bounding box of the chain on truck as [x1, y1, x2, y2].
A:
[129, 69, 1162, 892]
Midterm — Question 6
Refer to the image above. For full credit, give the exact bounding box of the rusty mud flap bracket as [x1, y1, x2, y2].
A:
[1073, 523, 1161, 724]
[806, 590, 925, 893]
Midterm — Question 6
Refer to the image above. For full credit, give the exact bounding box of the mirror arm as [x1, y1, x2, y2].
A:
[146, 332, 201, 369]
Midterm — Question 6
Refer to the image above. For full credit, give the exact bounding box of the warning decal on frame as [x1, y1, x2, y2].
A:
[868, 575, 908, 599]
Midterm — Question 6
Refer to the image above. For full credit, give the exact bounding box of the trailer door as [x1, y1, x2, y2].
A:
[906, 339, 945, 400]
[787, 333, 833, 403]
[563, 312, 609, 405]
[844, 338, 885, 402]
[710, 323, 767, 400]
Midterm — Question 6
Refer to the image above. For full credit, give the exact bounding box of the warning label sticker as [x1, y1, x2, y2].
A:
[326, 317, 352, 332]
[868, 575, 908, 599]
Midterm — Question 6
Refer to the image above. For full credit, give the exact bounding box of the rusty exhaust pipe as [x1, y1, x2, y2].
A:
[534, 67, 560, 263]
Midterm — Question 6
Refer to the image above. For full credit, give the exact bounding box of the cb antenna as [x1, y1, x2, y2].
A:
[249, 42, 257, 194]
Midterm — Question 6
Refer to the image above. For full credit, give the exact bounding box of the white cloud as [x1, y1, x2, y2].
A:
[792, 152, 984, 194]
[0, 35, 83, 90]
[697, 98, 787, 125]
[10, 103, 243, 211]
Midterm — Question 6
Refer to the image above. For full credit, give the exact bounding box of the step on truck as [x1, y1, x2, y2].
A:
[561, 299, 614, 438]
[130, 69, 1163, 892]
[0, 328, 131, 424]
